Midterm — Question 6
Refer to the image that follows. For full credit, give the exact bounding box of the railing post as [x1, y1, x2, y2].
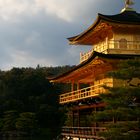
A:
[60, 82, 113, 104]
[106, 37, 109, 50]
[91, 127, 96, 136]
[80, 52, 83, 63]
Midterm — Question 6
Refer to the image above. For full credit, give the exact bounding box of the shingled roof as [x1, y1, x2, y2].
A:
[99, 10, 140, 24]
[68, 10, 140, 44]
[50, 51, 140, 82]
[50, 9, 140, 82]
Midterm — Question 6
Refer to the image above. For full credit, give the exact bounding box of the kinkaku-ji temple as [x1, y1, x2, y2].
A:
[50, 1, 140, 140]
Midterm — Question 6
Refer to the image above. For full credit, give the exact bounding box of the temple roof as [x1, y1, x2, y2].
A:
[50, 51, 140, 83]
[99, 10, 140, 24]
[68, 10, 140, 45]
[50, 8, 140, 83]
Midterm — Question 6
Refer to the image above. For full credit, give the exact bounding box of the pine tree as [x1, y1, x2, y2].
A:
[95, 58, 140, 140]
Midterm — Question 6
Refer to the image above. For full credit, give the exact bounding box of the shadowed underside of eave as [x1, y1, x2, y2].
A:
[50, 51, 140, 83]
[68, 10, 140, 45]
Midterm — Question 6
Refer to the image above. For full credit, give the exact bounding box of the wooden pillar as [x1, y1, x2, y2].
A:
[77, 82, 80, 127]
[77, 82, 80, 90]
[71, 82, 75, 92]
[72, 111, 74, 127]
[106, 37, 109, 49]
[77, 110, 80, 127]
[94, 107, 97, 127]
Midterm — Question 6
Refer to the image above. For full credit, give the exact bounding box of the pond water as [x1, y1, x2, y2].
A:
[1, 137, 51, 140]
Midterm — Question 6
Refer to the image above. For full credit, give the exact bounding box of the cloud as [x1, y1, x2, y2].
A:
[0, 0, 139, 70]
[35, 0, 119, 22]
[10, 50, 48, 68]
[0, 9, 77, 70]
[34, 0, 128, 22]
[35, 0, 96, 22]
[0, 0, 30, 21]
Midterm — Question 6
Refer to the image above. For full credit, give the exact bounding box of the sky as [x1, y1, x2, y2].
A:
[0, 0, 140, 70]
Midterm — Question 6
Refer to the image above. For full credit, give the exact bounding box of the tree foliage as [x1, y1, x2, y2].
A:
[95, 58, 140, 140]
[0, 65, 73, 137]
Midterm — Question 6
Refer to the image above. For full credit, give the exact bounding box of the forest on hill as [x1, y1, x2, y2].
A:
[0, 65, 74, 139]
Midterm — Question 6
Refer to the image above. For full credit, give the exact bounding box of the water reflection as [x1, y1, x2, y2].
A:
[1, 137, 50, 140]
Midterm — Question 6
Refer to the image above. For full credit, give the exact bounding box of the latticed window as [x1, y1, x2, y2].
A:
[133, 35, 140, 41]
[133, 35, 140, 49]
[119, 38, 127, 49]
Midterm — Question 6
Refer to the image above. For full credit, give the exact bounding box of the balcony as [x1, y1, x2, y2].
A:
[80, 49, 93, 63]
[61, 126, 106, 139]
[80, 40, 140, 63]
[59, 83, 111, 104]
[95, 40, 140, 54]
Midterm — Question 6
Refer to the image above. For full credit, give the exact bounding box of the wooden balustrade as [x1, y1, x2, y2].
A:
[61, 126, 106, 139]
[80, 49, 93, 63]
[59, 83, 107, 104]
[80, 40, 140, 63]
[109, 40, 140, 50]
[94, 40, 140, 52]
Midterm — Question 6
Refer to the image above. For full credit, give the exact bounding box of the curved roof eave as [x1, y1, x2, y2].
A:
[50, 51, 140, 82]
[67, 14, 102, 43]
[68, 10, 140, 44]
[99, 13, 140, 25]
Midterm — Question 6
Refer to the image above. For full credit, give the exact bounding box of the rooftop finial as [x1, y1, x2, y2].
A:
[125, 0, 134, 8]
[121, 0, 135, 13]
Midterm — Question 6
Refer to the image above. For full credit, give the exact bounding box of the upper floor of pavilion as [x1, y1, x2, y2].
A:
[68, 3, 140, 63]
[50, 1, 140, 105]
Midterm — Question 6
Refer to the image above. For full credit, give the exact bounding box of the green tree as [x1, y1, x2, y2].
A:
[95, 58, 140, 140]
[2, 110, 18, 132]
[0, 66, 72, 137]
[16, 112, 38, 135]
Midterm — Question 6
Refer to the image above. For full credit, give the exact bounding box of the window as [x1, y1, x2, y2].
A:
[133, 35, 140, 49]
[133, 35, 140, 41]
[119, 38, 127, 49]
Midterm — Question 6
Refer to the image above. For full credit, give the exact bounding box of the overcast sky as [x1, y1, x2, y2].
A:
[0, 0, 140, 70]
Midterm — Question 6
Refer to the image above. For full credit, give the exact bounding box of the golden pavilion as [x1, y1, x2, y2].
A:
[51, 1, 140, 139]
